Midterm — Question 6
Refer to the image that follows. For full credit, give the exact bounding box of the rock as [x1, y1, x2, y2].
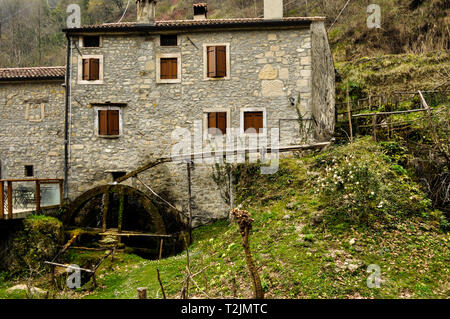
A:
[7, 284, 48, 298]
[310, 213, 323, 226]
[282, 214, 291, 221]
[285, 202, 296, 210]
[349, 238, 356, 245]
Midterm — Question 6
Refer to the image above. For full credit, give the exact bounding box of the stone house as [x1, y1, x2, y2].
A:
[0, 0, 335, 226]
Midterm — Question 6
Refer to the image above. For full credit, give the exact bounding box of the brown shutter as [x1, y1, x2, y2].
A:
[169, 58, 177, 79]
[207, 46, 217, 78]
[254, 112, 263, 133]
[208, 113, 217, 134]
[82, 59, 90, 80]
[244, 112, 263, 133]
[216, 46, 227, 78]
[108, 110, 120, 135]
[160, 58, 169, 79]
[98, 110, 108, 135]
[218, 112, 227, 134]
[90, 59, 100, 81]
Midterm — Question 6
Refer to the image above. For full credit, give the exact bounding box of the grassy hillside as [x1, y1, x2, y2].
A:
[1, 138, 448, 299]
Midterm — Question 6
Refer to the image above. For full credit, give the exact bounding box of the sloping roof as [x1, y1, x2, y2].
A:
[0, 66, 66, 81]
[63, 17, 325, 33]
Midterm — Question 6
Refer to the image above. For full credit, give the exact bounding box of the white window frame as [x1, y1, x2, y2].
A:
[240, 107, 267, 135]
[202, 108, 232, 139]
[94, 105, 123, 138]
[203, 43, 231, 81]
[79, 35, 103, 48]
[156, 53, 182, 84]
[78, 55, 104, 85]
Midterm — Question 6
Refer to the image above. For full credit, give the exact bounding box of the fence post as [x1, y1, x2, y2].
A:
[137, 287, 147, 299]
[0, 181, 4, 220]
[372, 115, 377, 142]
[7, 181, 12, 219]
[36, 180, 41, 213]
[346, 83, 353, 143]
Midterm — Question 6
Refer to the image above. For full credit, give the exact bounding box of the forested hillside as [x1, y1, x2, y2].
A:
[0, 0, 448, 67]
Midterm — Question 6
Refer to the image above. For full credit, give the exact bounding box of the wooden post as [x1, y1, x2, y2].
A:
[0, 181, 4, 220]
[228, 166, 234, 211]
[186, 162, 192, 244]
[346, 83, 353, 143]
[7, 181, 12, 220]
[372, 115, 377, 142]
[102, 189, 110, 232]
[159, 238, 164, 260]
[36, 180, 41, 212]
[118, 188, 125, 234]
[368, 93, 372, 111]
[58, 180, 63, 207]
[137, 287, 147, 299]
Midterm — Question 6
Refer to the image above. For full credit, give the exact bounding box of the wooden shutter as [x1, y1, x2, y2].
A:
[244, 112, 263, 133]
[82, 59, 90, 80]
[160, 58, 177, 79]
[98, 110, 108, 135]
[108, 110, 120, 135]
[216, 46, 227, 78]
[217, 112, 227, 134]
[208, 113, 217, 133]
[207, 46, 216, 78]
[90, 59, 100, 81]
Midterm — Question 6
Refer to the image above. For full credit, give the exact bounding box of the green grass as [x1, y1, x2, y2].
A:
[1, 138, 448, 299]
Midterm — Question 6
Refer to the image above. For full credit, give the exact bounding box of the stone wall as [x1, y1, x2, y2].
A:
[0, 81, 65, 180]
[67, 26, 321, 225]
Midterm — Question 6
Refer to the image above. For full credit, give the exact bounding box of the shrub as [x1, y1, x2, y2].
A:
[313, 137, 431, 226]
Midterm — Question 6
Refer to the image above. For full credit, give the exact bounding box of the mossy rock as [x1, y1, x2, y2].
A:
[8, 215, 64, 275]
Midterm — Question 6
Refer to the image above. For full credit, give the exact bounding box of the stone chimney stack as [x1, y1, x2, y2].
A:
[193, 3, 208, 20]
[264, 0, 283, 20]
[136, 0, 157, 25]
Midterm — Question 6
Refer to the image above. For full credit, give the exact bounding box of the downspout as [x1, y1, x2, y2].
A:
[63, 33, 71, 200]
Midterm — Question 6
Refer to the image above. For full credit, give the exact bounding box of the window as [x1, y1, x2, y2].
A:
[244, 111, 264, 133]
[83, 35, 100, 48]
[98, 110, 120, 136]
[25, 165, 34, 177]
[111, 172, 126, 181]
[207, 46, 227, 78]
[156, 53, 181, 83]
[160, 34, 178, 46]
[82, 58, 100, 81]
[160, 58, 178, 80]
[207, 112, 227, 135]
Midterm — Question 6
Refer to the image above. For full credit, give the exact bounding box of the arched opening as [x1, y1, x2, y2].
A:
[65, 185, 188, 259]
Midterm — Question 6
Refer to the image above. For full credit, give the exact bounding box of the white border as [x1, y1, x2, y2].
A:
[240, 107, 267, 135]
[77, 55, 104, 85]
[156, 53, 182, 84]
[94, 105, 123, 138]
[203, 43, 231, 81]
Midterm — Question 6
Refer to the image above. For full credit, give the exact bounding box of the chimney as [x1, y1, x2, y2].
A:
[136, 0, 157, 25]
[193, 3, 208, 20]
[264, 0, 283, 20]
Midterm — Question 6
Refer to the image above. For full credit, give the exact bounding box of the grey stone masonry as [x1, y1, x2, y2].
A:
[0, 81, 65, 180]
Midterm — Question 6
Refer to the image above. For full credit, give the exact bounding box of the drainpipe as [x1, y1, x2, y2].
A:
[63, 33, 71, 200]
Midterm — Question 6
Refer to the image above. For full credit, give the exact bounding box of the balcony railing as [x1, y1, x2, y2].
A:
[0, 179, 63, 220]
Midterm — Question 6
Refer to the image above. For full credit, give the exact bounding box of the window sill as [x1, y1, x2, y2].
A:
[204, 77, 230, 81]
[157, 78, 182, 84]
[97, 135, 120, 139]
[78, 80, 104, 85]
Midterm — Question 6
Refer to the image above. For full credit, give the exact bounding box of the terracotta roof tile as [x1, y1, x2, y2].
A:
[0, 66, 65, 81]
[64, 17, 325, 32]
